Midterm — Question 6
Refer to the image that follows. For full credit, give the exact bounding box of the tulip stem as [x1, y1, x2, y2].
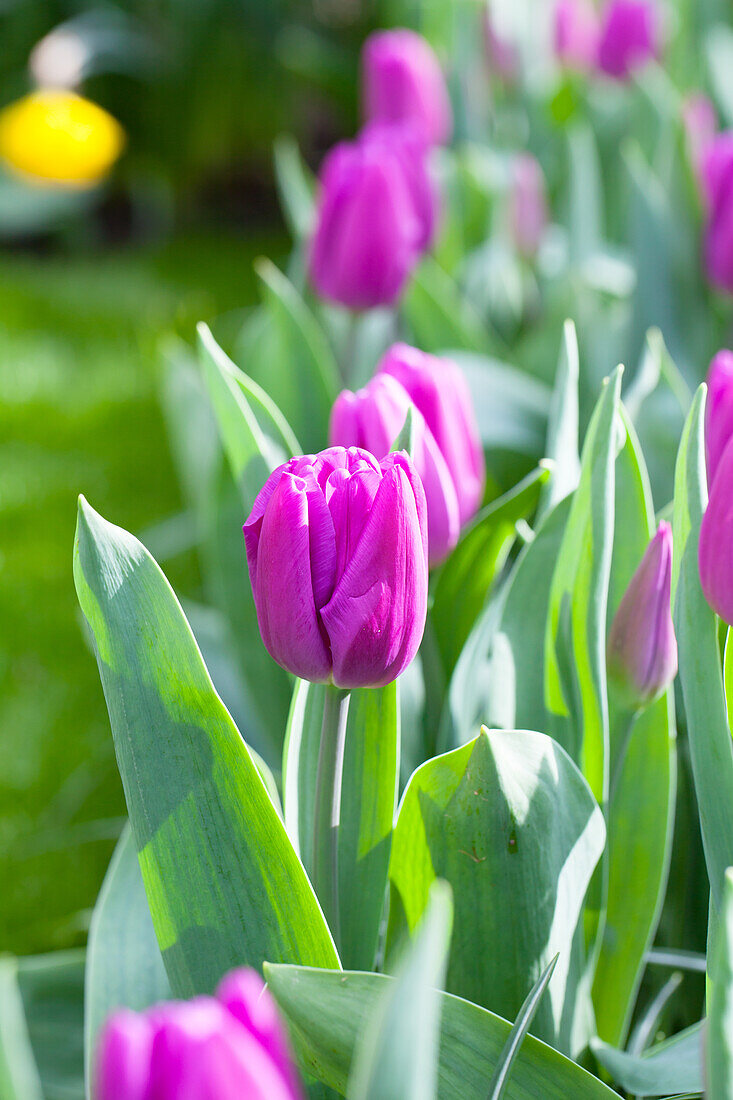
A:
[312, 685, 351, 951]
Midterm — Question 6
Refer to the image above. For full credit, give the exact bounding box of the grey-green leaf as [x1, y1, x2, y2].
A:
[0, 958, 43, 1100]
[487, 955, 559, 1100]
[591, 1022, 704, 1097]
[707, 866, 733, 1098]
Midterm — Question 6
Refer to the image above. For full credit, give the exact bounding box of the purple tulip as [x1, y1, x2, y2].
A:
[243, 446, 428, 688]
[702, 132, 733, 293]
[362, 28, 452, 147]
[597, 0, 658, 80]
[705, 350, 733, 485]
[509, 154, 548, 257]
[359, 121, 437, 252]
[309, 128, 433, 310]
[554, 0, 600, 71]
[607, 523, 677, 706]
[94, 969, 302, 1100]
[482, 10, 520, 83]
[329, 373, 460, 566]
[700, 436, 733, 625]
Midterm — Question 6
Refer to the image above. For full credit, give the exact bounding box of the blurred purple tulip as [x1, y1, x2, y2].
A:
[608, 522, 677, 707]
[94, 969, 302, 1100]
[554, 0, 600, 71]
[362, 28, 452, 147]
[597, 0, 658, 79]
[682, 94, 717, 190]
[244, 446, 428, 688]
[700, 436, 733, 625]
[702, 132, 733, 293]
[705, 350, 733, 485]
[359, 121, 438, 251]
[509, 154, 548, 257]
[482, 8, 520, 83]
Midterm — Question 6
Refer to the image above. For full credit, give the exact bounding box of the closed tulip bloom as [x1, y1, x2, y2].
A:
[482, 9, 520, 83]
[94, 969, 302, 1100]
[700, 436, 733, 625]
[705, 350, 733, 485]
[359, 122, 437, 251]
[330, 374, 460, 566]
[702, 133, 733, 293]
[378, 344, 485, 528]
[244, 447, 428, 688]
[362, 28, 452, 147]
[608, 523, 677, 706]
[509, 154, 548, 257]
[554, 0, 600, 71]
[597, 0, 657, 80]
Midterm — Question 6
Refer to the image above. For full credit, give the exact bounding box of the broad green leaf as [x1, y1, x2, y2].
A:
[672, 386, 733, 911]
[386, 728, 605, 1049]
[431, 465, 550, 676]
[283, 680, 399, 971]
[0, 958, 43, 1100]
[538, 320, 580, 521]
[592, 408, 676, 1046]
[73, 498, 339, 998]
[447, 350, 550, 458]
[273, 134, 315, 241]
[544, 366, 621, 806]
[16, 951, 86, 1100]
[403, 257, 499, 356]
[707, 867, 733, 1097]
[265, 964, 620, 1100]
[348, 882, 452, 1100]
[84, 825, 170, 1096]
[591, 1022, 703, 1097]
[487, 955, 559, 1100]
[255, 257, 340, 451]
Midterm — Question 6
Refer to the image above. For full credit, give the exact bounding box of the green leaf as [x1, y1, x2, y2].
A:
[390, 405, 418, 458]
[0, 958, 43, 1100]
[538, 320, 580, 521]
[283, 680, 399, 971]
[447, 350, 550, 458]
[265, 964, 621, 1100]
[347, 882, 453, 1100]
[707, 866, 733, 1097]
[84, 824, 170, 1095]
[386, 728, 605, 1049]
[565, 123, 604, 263]
[431, 465, 550, 677]
[707, 24, 733, 128]
[16, 951, 86, 1100]
[672, 386, 733, 911]
[273, 134, 315, 241]
[487, 955, 559, 1100]
[591, 1022, 703, 1097]
[403, 258, 500, 357]
[73, 498, 339, 998]
[544, 366, 621, 806]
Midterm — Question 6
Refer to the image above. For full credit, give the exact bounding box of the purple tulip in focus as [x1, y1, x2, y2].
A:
[362, 28, 452, 147]
[94, 968, 302, 1100]
[243, 446, 428, 689]
[597, 0, 657, 80]
[510, 154, 548, 257]
[700, 436, 733, 625]
[554, 0, 600, 71]
[705, 350, 733, 485]
[607, 523, 677, 707]
[702, 133, 733, 293]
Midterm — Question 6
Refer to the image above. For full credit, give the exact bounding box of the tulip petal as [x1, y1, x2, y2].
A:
[94, 1010, 154, 1100]
[700, 436, 733, 625]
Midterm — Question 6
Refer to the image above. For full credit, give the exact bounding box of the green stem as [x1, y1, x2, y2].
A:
[312, 685, 350, 950]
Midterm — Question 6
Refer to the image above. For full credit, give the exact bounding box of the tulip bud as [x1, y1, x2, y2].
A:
[243, 446, 428, 689]
[329, 374, 460, 566]
[702, 133, 733, 294]
[94, 969, 302, 1100]
[554, 0, 600, 71]
[509, 154, 548, 257]
[705, 350, 733, 485]
[359, 122, 437, 252]
[309, 130, 432, 310]
[378, 343, 486, 529]
[700, 436, 733, 625]
[362, 28, 452, 147]
[607, 523, 677, 706]
[596, 0, 658, 80]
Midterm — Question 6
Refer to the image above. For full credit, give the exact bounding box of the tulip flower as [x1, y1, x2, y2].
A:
[243, 446, 428, 689]
[509, 154, 549, 257]
[705, 350, 733, 485]
[0, 89, 124, 186]
[597, 0, 658, 80]
[359, 121, 437, 252]
[700, 436, 733, 625]
[607, 523, 677, 707]
[309, 129, 432, 310]
[94, 968, 302, 1100]
[362, 28, 452, 147]
[554, 0, 600, 71]
[482, 9, 520, 83]
[701, 132, 733, 293]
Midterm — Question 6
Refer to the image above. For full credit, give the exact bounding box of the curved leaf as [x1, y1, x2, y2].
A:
[591, 1023, 703, 1097]
[707, 866, 733, 1097]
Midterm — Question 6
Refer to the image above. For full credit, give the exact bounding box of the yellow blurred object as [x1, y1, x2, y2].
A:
[0, 89, 125, 187]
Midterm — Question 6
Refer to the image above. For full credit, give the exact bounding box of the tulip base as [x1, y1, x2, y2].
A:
[312, 685, 351, 951]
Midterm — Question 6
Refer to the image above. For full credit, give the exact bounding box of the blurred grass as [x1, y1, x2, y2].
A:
[0, 230, 283, 955]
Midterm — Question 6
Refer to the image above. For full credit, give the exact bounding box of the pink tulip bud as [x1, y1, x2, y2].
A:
[94, 969, 302, 1100]
[700, 436, 733, 625]
[597, 0, 658, 80]
[509, 154, 548, 257]
[705, 350, 733, 485]
[554, 0, 600, 71]
[607, 523, 677, 706]
[702, 133, 733, 293]
[243, 447, 428, 688]
[362, 28, 452, 147]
